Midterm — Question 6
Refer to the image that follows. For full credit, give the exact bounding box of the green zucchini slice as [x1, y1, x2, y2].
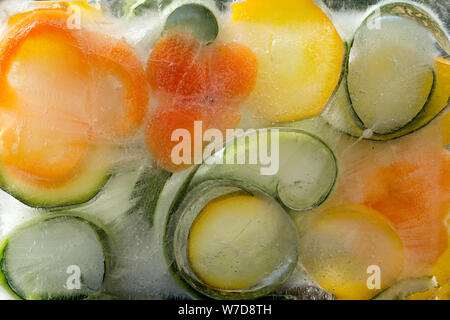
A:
[372, 276, 439, 300]
[163, 3, 219, 42]
[166, 180, 298, 299]
[0, 145, 115, 209]
[348, 16, 436, 135]
[68, 165, 188, 299]
[188, 128, 338, 211]
[0, 215, 110, 300]
[323, 2, 450, 141]
[120, 0, 165, 18]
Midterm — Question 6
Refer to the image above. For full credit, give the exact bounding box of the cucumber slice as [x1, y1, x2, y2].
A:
[188, 128, 337, 211]
[348, 16, 436, 135]
[0, 215, 109, 300]
[372, 276, 439, 300]
[0, 145, 115, 209]
[166, 180, 298, 299]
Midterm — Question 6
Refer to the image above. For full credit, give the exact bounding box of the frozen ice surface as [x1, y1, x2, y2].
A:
[0, 0, 447, 300]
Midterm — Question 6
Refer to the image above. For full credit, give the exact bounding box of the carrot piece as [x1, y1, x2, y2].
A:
[206, 42, 258, 104]
[145, 102, 240, 172]
[145, 33, 257, 171]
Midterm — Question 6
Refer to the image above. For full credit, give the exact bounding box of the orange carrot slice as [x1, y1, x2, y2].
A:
[206, 42, 258, 104]
[145, 101, 241, 172]
[146, 32, 258, 105]
[145, 33, 257, 171]
[146, 32, 208, 99]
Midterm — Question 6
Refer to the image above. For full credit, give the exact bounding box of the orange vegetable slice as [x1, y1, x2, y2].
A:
[145, 33, 257, 171]
[85, 32, 149, 139]
[146, 32, 208, 99]
[206, 42, 258, 104]
[0, 111, 88, 181]
[146, 32, 257, 105]
[362, 149, 449, 277]
[0, 8, 148, 182]
[0, 8, 148, 140]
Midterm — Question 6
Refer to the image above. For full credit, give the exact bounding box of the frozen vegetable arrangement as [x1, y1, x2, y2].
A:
[0, 0, 448, 300]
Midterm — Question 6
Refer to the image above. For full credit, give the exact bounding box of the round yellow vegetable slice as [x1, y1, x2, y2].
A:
[297, 204, 404, 300]
[189, 194, 297, 291]
[228, 0, 344, 122]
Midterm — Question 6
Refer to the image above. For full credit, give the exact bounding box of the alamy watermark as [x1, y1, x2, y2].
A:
[170, 122, 280, 176]
[65, 265, 81, 290]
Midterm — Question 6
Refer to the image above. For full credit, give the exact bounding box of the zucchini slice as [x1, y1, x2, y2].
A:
[0, 215, 110, 300]
[322, 75, 366, 139]
[122, 0, 224, 42]
[280, 115, 344, 150]
[348, 16, 436, 135]
[166, 180, 298, 299]
[372, 276, 439, 300]
[0, 145, 115, 209]
[323, 2, 450, 141]
[324, 57, 450, 141]
[188, 128, 338, 211]
[371, 2, 450, 54]
[65, 165, 188, 299]
[164, 3, 219, 42]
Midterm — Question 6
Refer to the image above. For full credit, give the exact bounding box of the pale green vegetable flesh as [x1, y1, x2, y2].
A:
[188, 129, 337, 211]
[372, 276, 439, 300]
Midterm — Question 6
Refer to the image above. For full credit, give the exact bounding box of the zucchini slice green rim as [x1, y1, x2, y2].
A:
[322, 2, 450, 141]
[0, 145, 115, 209]
[165, 179, 299, 300]
[187, 128, 338, 212]
[156, 128, 337, 299]
[372, 276, 439, 300]
[0, 214, 113, 300]
[121, 0, 223, 42]
[163, 3, 219, 42]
